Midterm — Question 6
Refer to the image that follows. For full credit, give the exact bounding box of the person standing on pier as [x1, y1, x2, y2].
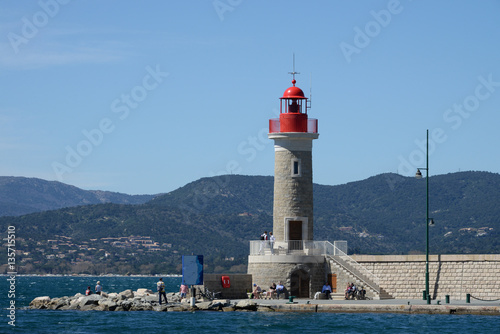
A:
[269, 232, 276, 254]
[157, 278, 168, 305]
[259, 231, 268, 254]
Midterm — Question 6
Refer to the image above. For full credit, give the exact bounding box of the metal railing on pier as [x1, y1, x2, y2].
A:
[249, 240, 380, 293]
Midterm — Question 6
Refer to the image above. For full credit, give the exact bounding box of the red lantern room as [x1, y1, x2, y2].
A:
[269, 78, 318, 134]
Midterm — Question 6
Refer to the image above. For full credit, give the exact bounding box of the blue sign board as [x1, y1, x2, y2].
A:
[182, 255, 203, 285]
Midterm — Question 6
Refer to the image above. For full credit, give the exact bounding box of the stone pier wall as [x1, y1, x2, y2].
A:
[352, 254, 500, 301]
[247, 255, 326, 298]
[202, 274, 252, 299]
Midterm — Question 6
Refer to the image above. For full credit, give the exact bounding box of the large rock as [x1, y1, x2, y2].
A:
[235, 300, 258, 311]
[129, 301, 153, 311]
[168, 305, 188, 312]
[153, 304, 170, 312]
[116, 300, 132, 311]
[166, 292, 179, 302]
[80, 304, 100, 311]
[30, 296, 51, 309]
[144, 295, 158, 303]
[257, 305, 275, 312]
[213, 299, 230, 306]
[98, 299, 118, 311]
[208, 301, 225, 311]
[119, 289, 134, 299]
[47, 297, 70, 310]
[79, 295, 103, 308]
[107, 292, 119, 299]
[196, 302, 213, 310]
[135, 288, 154, 296]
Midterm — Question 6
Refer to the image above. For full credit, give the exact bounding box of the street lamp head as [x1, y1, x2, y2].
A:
[415, 169, 423, 179]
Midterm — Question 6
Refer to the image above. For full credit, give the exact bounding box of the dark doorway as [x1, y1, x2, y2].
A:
[288, 220, 302, 250]
[290, 269, 309, 298]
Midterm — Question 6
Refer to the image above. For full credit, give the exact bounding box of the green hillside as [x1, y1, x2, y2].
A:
[0, 172, 498, 275]
[0, 176, 156, 217]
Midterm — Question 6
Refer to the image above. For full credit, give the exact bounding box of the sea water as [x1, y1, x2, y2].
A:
[1, 276, 499, 333]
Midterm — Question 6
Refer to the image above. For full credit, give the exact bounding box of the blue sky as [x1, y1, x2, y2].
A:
[1, 0, 500, 195]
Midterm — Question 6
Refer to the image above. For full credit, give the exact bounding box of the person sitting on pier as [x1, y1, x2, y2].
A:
[85, 286, 92, 296]
[344, 283, 351, 299]
[349, 283, 357, 299]
[322, 282, 332, 299]
[358, 286, 366, 300]
[345, 283, 357, 299]
[252, 284, 262, 299]
[276, 282, 285, 299]
[266, 282, 277, 299]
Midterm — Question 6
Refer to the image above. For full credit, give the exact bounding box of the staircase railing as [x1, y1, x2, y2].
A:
[248, 240, 381, 293]
[319, 241, 380, 293]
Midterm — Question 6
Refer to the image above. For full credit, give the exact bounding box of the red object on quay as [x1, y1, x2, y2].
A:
[221, 276, 230, 288]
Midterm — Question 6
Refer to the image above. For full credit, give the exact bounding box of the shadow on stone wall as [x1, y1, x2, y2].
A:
[432, 254, 442, 300]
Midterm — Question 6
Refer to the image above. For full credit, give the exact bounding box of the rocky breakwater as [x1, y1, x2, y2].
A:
[29, 289, 272, 312]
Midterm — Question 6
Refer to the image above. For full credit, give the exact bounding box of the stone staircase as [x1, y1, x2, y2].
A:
[327, 255, 394, 300]
[329, 292, 346, 300]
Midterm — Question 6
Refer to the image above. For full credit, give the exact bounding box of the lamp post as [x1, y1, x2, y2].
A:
[415, 129, 431, 304]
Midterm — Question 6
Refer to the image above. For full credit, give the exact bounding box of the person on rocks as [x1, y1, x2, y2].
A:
[95, 281, 102, 295]
[179, 283, 188, 299]
[85, 286, 92, 296]
[157, 278, 168, 305]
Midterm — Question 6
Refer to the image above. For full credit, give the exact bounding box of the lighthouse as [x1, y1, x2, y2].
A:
[246, 70, 389, 300]
[269, 77, 319, 245]
[247, 73, 323, 299]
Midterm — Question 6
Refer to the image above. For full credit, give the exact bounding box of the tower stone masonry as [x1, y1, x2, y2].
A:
[270, 133, 317, 242]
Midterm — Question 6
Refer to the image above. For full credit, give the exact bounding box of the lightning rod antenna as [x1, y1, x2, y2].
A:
[288, 53, 300, 83]
[309, 72, 312, 109]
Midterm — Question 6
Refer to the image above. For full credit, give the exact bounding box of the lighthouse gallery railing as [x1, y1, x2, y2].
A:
[269, 118, 318, 133]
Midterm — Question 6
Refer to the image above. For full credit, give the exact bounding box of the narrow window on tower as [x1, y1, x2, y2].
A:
[291, 158, 301, 177]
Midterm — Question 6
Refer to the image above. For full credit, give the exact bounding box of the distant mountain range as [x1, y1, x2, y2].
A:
[0, 176, 157, 217]
[0, 171, 498, 275]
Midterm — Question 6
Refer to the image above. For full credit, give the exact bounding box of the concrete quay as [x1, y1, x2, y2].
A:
[242, 297, 500, 316]
[29, 289, 499, 316]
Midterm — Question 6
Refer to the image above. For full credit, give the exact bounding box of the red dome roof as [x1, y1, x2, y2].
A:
[280, 79, 307, 99]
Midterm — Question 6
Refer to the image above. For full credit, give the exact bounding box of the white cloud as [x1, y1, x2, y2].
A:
[0, 25, 139, 69]
[1, 47, 122, 69]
